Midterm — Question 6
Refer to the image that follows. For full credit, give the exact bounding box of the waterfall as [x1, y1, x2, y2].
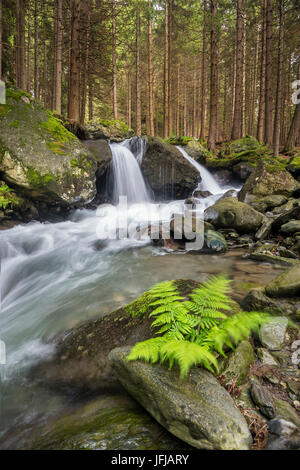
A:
[109, 142, 150, 204]
[176, 146, 222, 195]
[122, 137, 147, 165]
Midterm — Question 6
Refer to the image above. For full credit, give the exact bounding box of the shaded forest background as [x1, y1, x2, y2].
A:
[0, 0, 300, 154]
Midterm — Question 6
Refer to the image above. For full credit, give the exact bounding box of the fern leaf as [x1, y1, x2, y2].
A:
[127, 337, 168, 364]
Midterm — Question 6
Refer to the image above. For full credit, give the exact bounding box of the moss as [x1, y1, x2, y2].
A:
[41, 112, 76, 144]
[164, 136, 193, 146]
[9, 120, 20, 128]
[26, 168, 57, 187]
[290, 155, 300, 168]
[70, 154, 93, 171]
[6, 87, 31, 102]
[0, 184, 20, 209]
[46, 142, 66, 155]
[0, 104, 11, 117]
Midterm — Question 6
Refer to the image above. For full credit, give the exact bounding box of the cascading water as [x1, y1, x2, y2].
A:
[110, 142, 150, 204]
[121, 137, 147, 165]
[176, 146, 222, 195]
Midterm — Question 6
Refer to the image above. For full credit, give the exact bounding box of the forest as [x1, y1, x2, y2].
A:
[1, 0, 300, 152]
[0, 0, 300, 454]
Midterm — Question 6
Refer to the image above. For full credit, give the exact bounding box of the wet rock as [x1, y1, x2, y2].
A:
[194, 190, 212, 199]
[83, 119, 134, 141]
[28, 394, 185, 450]
[251, 195, 288, 213]
[255, 218, 274, 240]
[248, 251, 298, 267]
[239, 160, 300, 202]
[204, 197, 264, 234]
[141, 137, 200, 200]
[204, 229, 227, 253]
[272, 201, 300, 230]
[219, 341, 255, 386]
[109, 346, 252, 450]
[241, 289, 284, 316]
[259, 317, 288, 351]
[218, 189, 237, 200]
[265, 264, 300, 298]
[266, 419, 300, 450]
[250, 383, 275, 419]
[233, 162, 254, 181]
[213, 169, 232, 186]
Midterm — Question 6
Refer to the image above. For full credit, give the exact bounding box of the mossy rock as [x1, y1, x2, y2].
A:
[84, 118, 134, 142]
[0, 87, 97, 205]
[204, 197, 264, 234]
[219, 340, 255, 386]
[29, 394, 186, 450]
[239, 160, 299, 202]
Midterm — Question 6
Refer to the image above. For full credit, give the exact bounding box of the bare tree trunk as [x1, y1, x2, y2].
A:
[16, 0, 26, 90]
[136, 8, 142, 135]
[284, 49, 300, 152]
[264, 0, 273, 146]
[26, 0, 31, 92]
[200, 0, 208, 141]
[231, 0, 244, 140]
[80, 1, 91, 123]
[68, 0, 81, 121]
[249, 24, 259, 136]
[163, 0, 169, 138]
[183, 60, 187, 136]
[176, 63, 180, 136]
[241, 9, 246, 137]
[34, 0, 39, 99]
[112, 0, 118, 120]
[193, 71, 197, 137]
[257, 0, 266, 142]
[208, 0, 218, 152]
[168, 0, 173, 136]
[147, 0, 154, 136]
[127, 70, 132, 129]
[52, 0, 63, 114]
[0, 0, 2, 79]
[273, 0, 283, 156]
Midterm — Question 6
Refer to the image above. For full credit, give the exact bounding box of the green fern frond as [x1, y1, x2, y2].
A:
[159, 340, 218, 378]
[126, 337, 168, 364]
[203, 311, 271, 356]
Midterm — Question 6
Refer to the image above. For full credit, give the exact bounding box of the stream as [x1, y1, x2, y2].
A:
[0, 140, 284, 449]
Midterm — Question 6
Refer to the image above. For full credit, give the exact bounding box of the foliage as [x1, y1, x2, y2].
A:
[127, 277, 270, 379]
[41, 112, 76, 145]
[0, 184, 19, 209]
[164, 136, 193, 146]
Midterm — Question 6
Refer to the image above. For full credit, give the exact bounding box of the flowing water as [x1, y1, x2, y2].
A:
[0, 139, 282, 449]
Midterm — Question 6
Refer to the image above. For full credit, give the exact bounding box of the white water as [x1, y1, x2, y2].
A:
[176, 146, 222, 195]
[110, 142, 150, 203]
[121, 137, 147, 165]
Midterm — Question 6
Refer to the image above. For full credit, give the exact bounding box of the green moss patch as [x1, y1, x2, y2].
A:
[26, 168, 57, 187]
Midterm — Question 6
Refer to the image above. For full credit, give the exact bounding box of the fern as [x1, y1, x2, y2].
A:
[127, 277, 271, 379]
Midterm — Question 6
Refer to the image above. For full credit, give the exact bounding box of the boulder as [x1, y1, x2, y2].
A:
[255, 218, 274, 241]
[141, 137, 200, 200]
[251, 195, 288, 213]
[256, 348, 280, 367]
[83, 119, 134, 141]
[248, 251, 297, 267]
[241, 288, 284, 316]
[194, 190, 212, 199]
[109, 346, 252, 450]
[204, 197, 264, 234]
[250, 383, 275, 419]
[259, 317, 288, 351]
[233, 162, 255, 181]
[213, 169, 232, 186]
[219, 341, 255, 386]
[280, 220, 300, 235]
[0, 88, 97, 206]
[239, 161, 299, 202]
[265, 264, 300, 298]
[273, 398, 300, 428]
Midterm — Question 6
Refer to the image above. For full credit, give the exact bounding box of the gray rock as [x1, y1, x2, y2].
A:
[250, 383, 275, 419]
[204, 197, 264, 234]
[233, 162, 254, 181]
[109, 346, 252, 450]
[257, 348, 280, 367]
[219, 341, 255, 386]
[259, 317, 288, 351]
[266, 419, 300, 450]
[241, 288, 284, 315]
[280, 220, 300, 235]
[248, 251, 297, 267]
[255, 218, 274, 240]
[265, 264, 300, 297]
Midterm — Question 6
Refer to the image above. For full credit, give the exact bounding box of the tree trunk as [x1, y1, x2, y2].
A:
[200, 0, 208, 141]
[68, 0, 81, 121]
[112, 0, 118, 120]
[52, 0, 63, 114]
[163, 0, 169, 138]
[0, 0, 2, 79]
[284, 49, 300, 152]
[80, 1, 91, 124]
[34, 0, 39, 99]
[16, 0, 26, 90]
[241, 9, 246, 137]
[26, 0, 31, 92]
[147, 0, 154, 136]
[168, 0, 173, 136]
[264, 0, 273, 146]
[136, 7, 142, 136]
[207, 0, 218, 152]
[231, 0, 244, 140]
[273, 0, 283, 156]
[127, 70, 132, 129]
[257, 0, 266, 142]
